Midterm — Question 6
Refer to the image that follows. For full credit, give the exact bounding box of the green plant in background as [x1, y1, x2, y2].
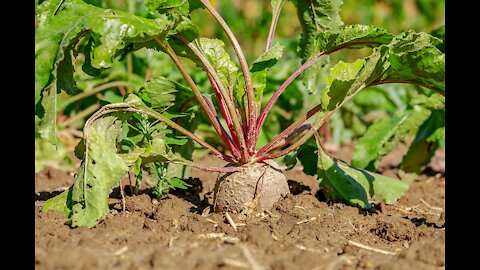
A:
[36, 0, 444, 228]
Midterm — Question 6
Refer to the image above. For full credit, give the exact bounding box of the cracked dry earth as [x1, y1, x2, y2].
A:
[35, 144, 445, 270]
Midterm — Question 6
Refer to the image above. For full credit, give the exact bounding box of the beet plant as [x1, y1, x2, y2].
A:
[37, 0, 445, 228]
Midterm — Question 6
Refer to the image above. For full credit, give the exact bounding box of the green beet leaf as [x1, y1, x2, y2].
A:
[70, 116, 129, 228]
[145, 0, 190, 17]
[84, 11, 172, 69]
[291, 0, 344, 95]
[321, 59, 365, 111]
[199, 38, 239, 95]
[352, 106, 431, 170]
[251, 43, 284, 73]
[290, 0, 342, 95]
[320, 30, 445, 115]
[351, 118, 392, 170]
[313, 24, 394, 53]
[250, 43, 284, 106]
[317, 145, 409, 208]
[42, 188, 73, 218]
[401, 110, 445, 173]
[380, 31, 445, 94]
[291, 0, 344, 60]
[304, 24, 393, 95]
[137, 77, 183, 112]
[35, 0, 180, 145]
[430, 25, 445, 53]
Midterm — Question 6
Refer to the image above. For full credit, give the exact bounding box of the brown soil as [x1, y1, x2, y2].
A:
[35, 144, 445, 270]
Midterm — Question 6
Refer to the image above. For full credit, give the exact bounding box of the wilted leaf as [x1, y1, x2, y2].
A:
[69, 116, 129, 228]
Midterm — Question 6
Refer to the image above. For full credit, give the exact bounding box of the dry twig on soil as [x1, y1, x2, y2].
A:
[347, 240, 398, 255]
[225, 212, 238, 231]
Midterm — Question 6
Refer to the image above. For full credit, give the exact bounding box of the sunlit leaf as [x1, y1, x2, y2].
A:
[318, 146, 409, 208]
[352, 106, 431, 170]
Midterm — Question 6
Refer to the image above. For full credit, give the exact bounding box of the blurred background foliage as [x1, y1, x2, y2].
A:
[35, 0, 444, 173]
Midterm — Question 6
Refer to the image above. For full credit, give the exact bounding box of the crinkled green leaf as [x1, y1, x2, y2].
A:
[199, 38, 238, 94]
[430, 25, 444, 53]
[313, 24, 394, 53]
[35, 0, 178, 144]
[318, 43, 388, 114]
[352, 106, 431, 170]
[70, 116, 129, 228]
[321, 59, 365, 111]
[35, 2, 87, 142]
[320, 30, 445, 114]
[35, 0, 66, 27]
[145, 0, 190, 17]
[168, 16, 199, 40]
[35, 1, 91, 104]
[380, 31, 444, 93]
[137, 77, 181, 112]
[291, 0, 344, 60]
[84, 11, 172, 69]
[318, 146, 409, 208]
[291, 0, 343, 95]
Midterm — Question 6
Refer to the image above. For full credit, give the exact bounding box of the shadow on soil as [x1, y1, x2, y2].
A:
[287, 179, 311, 195]
[407, 217, 445, 228]
[35, 190, 65, 201]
